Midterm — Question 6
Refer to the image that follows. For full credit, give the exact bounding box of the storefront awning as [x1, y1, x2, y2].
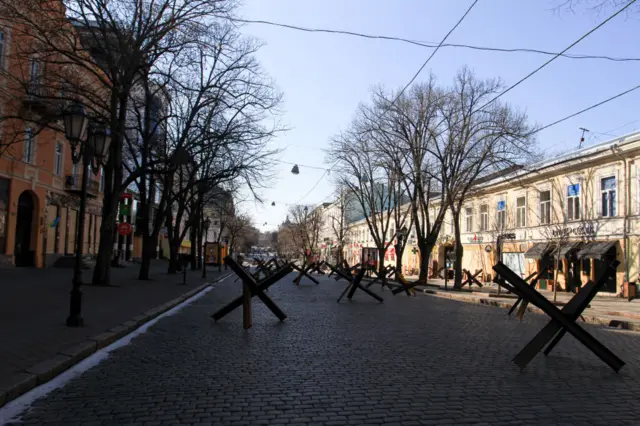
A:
[524, 243, 555, 259]
[550, 241, 584, 259]
[577, 241, 616, 259]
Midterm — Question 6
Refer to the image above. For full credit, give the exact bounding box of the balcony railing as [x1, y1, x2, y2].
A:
[65, 175, 100, 197]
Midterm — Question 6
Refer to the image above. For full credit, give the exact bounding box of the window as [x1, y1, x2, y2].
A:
[29, 56, 41, 83]
[465, 207, 473, 232]
[567, 184, 581, 221]
[0, 30, 4, 69]
[540, 190, 551, 225]
[54, 143, 63, 175]
[72, 163, 78, 179]
[480, 205, 488, 231]
[24, 128, 33, 163]
[601, 176, 616, 217]
[516, 196, 526, 227]
[497, 200, 506, 229]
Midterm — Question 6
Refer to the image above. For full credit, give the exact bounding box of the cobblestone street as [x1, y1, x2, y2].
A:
[6, 273, 640, 425]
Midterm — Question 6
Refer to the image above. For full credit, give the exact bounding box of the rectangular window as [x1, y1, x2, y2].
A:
[0, 31, 4, 69]
[516, 196, 526, 228]
[24, 128, 33, 163]
[465, 207, 473, 232]
[540, 190, 551, 225]
[480, 205, 488, 231]
[601, 176, 616, 217]
[54, 143, 63, 175]
[567, 184, 580, 221]
[29, 56, 40, 83]
[497, 200, 506, 229]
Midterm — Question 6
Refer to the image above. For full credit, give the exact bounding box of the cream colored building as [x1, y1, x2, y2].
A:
[322, 131, 640, 294]
[445, 131, 640, 294]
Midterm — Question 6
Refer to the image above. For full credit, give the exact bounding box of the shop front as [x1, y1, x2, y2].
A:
[524, 240, 619, 293]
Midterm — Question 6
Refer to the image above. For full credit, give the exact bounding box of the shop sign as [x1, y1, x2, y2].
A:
[467, 234, 484, 243]
[500, 233, 516, 240]
[552, 224, 595, 237]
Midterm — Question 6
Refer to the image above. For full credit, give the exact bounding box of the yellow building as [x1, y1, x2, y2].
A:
[449, 132, 640, 294]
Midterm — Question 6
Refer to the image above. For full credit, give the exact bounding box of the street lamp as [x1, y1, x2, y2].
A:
[291, 165, 300, 175]
[63, 103, 111, 327]
[202, 217, 211, 278]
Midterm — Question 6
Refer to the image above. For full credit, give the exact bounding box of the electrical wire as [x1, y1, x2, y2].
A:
[475, 0, 636, 113]
[392, 0, 479, 103]
[533, 83, 640, 135]
[275, 159, 328, 171]
[230, 18, 640, 63]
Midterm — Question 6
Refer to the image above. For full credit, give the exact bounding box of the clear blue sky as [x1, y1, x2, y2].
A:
[235, 0, 640, 232]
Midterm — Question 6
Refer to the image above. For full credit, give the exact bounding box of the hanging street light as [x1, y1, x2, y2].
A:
[291, 164, 300, 175]
[271, 201, 275, 206]
[63, 104, 111, 327]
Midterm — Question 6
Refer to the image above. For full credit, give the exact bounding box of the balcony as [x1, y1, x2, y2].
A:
[65, 175, 100, 198]
[21, 83, 62, 116]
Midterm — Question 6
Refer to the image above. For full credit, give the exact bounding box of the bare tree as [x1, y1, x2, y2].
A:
[555, 0, 639, 15]
[326, 185, 355, 265]
[329, 119, 397, 278]
[287, 204, 323, 263]
[226, 212, 252, 257]
[0, 0, 283, 283]
[432, 68, 534, 288]
[358, 80, 449, 283]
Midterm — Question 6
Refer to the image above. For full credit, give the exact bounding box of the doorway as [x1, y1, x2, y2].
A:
[14, 191, 35, 266]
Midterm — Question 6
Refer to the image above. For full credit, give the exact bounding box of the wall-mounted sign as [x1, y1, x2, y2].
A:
[500, 233, 516, 240]
[552, 224, 595, 237]
[484, 245, 492, 253]
[467, 234, 484, 243]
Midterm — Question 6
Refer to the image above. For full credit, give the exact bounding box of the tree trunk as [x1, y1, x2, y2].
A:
[452, 210, 463, 289]
[377, 247, 386, 279]
[395, 244, 404, 280]
[138, 233, 157, 280]
[168, 243, 179, 274]
[418, 240, 431, 282]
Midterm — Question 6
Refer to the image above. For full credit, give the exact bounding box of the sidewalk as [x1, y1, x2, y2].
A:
[405, 277, 640, 330]
[0, 260, 230, 407]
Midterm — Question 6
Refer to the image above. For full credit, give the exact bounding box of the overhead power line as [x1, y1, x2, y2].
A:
[231, 18, 640, 63]
[534, 83, 640, 135]
[393, 0, 479, 102]
[476, 0, 637, 112]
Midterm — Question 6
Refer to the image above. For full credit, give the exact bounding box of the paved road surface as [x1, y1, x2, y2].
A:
[5, 273, 640, 425]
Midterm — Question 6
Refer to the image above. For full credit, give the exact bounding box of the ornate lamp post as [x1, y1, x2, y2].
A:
[63, 103, 111, 327]
[202, 217, 210, 278]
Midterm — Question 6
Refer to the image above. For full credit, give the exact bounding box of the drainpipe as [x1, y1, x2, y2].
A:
[610, 144, 629, 287]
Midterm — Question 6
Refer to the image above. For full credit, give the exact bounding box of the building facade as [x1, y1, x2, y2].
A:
[0, 12, 104, 268]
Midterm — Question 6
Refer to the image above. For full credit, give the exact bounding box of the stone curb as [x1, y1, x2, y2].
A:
[421, 289, 640, 331]
[0, 276, 228, 409]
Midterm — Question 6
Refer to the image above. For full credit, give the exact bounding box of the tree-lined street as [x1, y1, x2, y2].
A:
[4, 274, 640, 425]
